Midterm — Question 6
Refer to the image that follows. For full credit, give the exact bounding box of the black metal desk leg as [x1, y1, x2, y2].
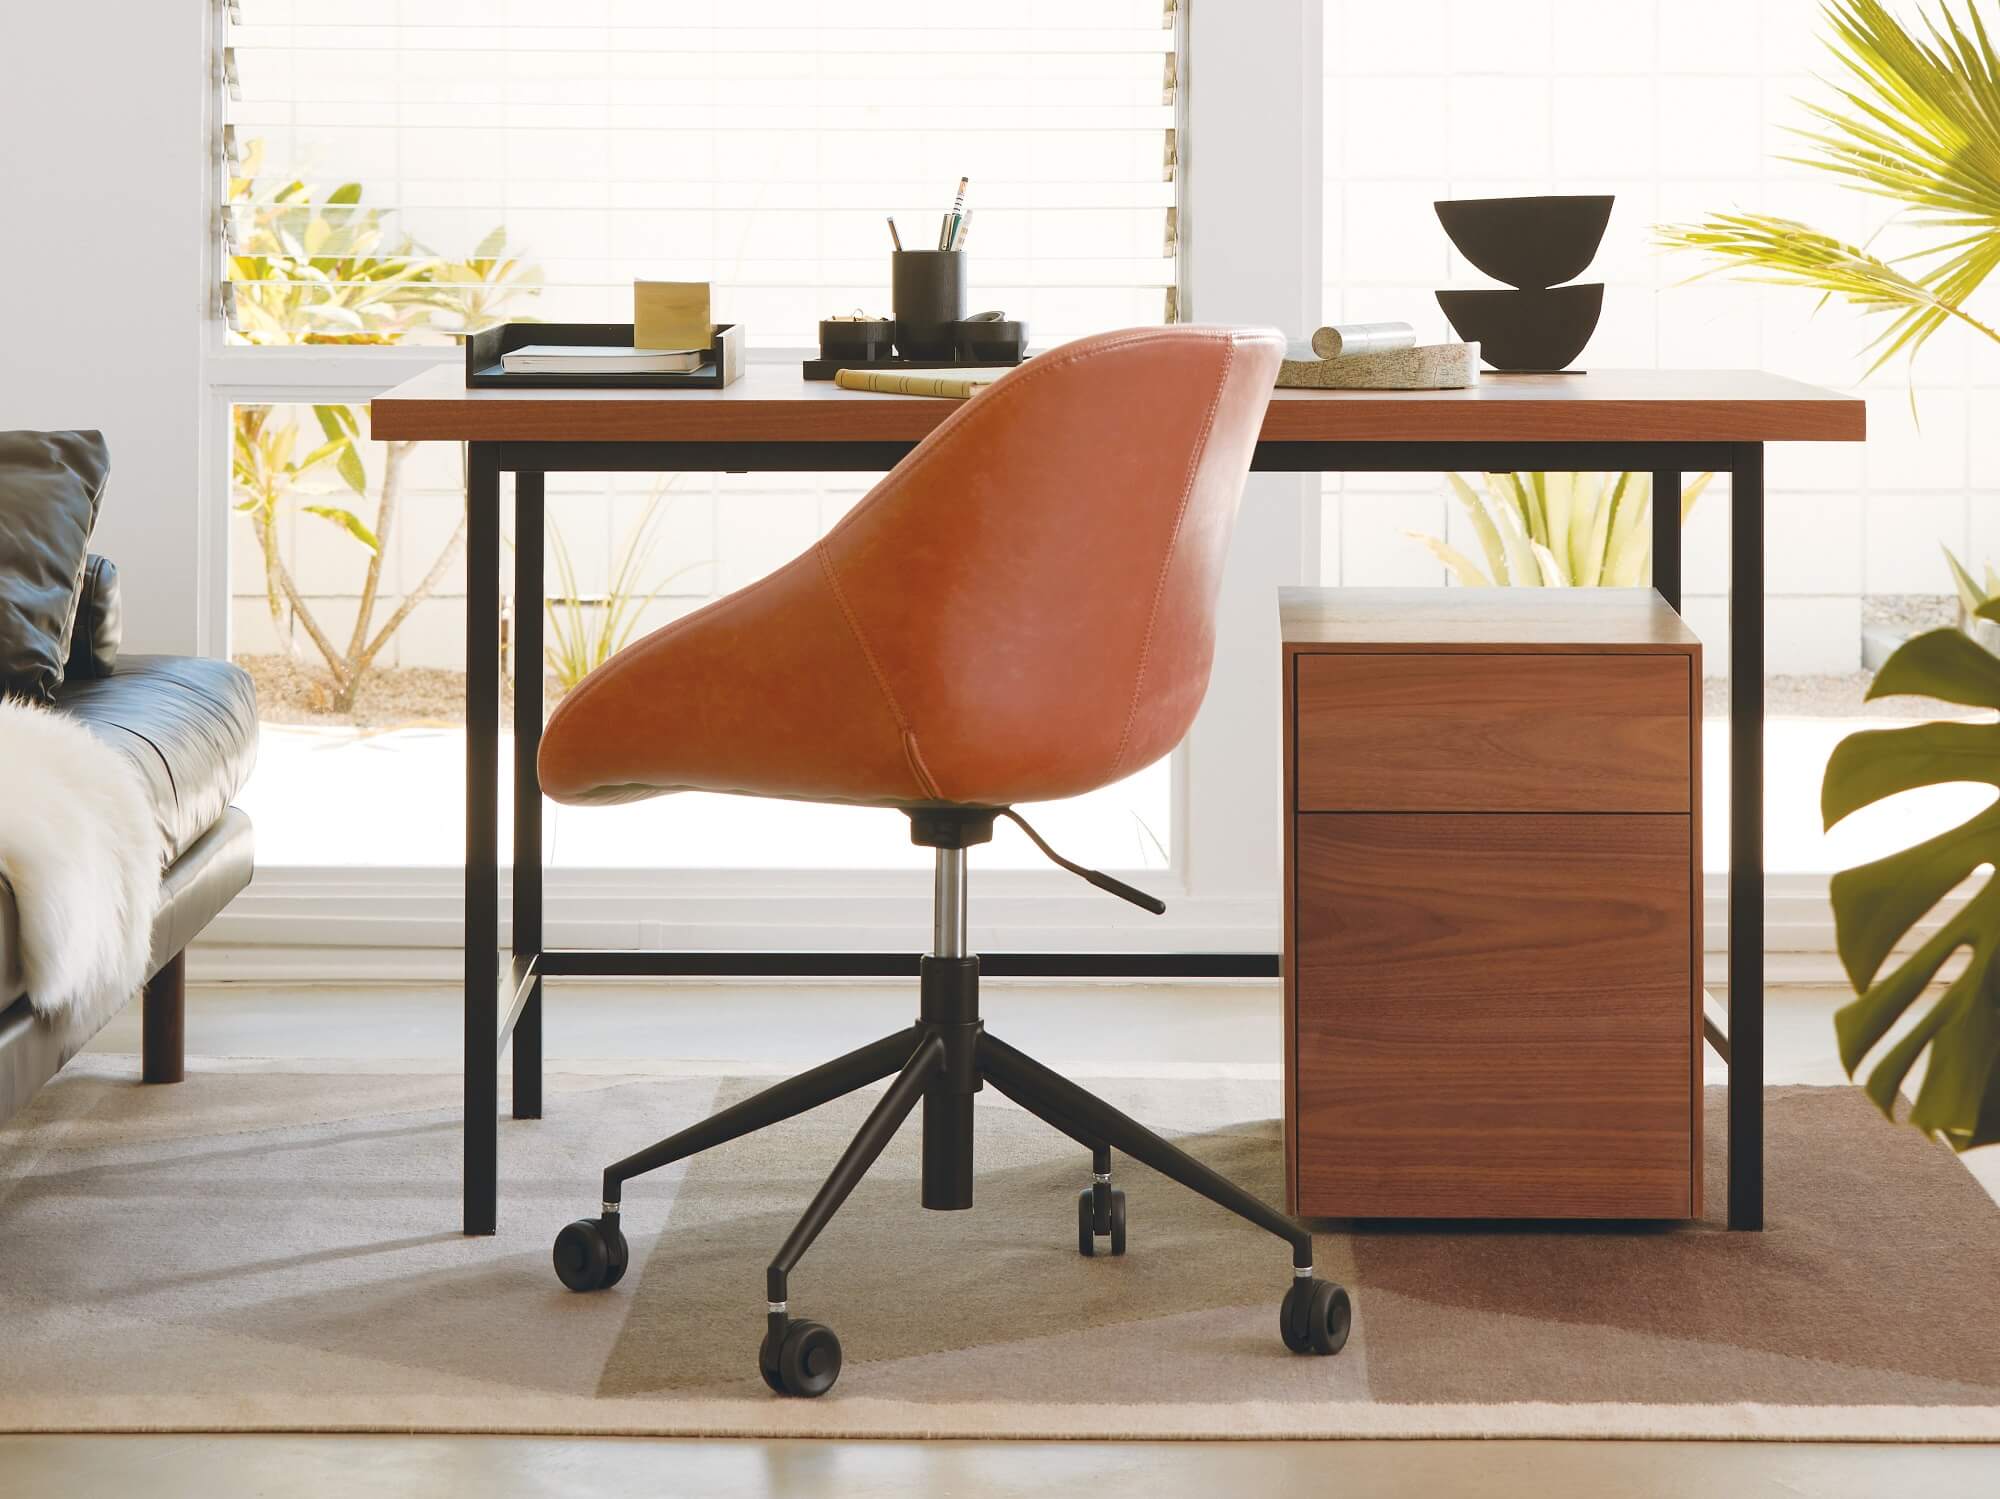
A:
[512, 471, 545, 1121]
[1728, 443, 1765, 1230]
[465, 443, 502, 1235]
[1652, 468, 1681, 612]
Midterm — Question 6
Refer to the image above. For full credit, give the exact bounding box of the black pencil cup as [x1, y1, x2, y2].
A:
[892, 250, 966, 360]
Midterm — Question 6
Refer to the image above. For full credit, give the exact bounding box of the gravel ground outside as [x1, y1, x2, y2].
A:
[235, 653, 565, 728]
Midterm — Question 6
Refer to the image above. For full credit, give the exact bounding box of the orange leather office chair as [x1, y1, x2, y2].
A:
[541, 325, 1350, 1396]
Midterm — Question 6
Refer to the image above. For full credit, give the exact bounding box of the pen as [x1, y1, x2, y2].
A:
[886, 215, 902, 251]
[939, 176, 968, 250]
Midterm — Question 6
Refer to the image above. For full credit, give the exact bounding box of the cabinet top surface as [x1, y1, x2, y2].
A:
[1280, 587, 1701, 651]
[369, 362, 1864, 445]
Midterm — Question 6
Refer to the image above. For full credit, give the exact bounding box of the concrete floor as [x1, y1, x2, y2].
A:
[24, 980, 1997, 1494]
[6, 1433, 1999, 1499]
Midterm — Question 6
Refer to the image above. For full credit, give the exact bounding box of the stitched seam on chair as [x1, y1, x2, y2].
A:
[814, 542, 942, 800]
[901, 730, 943, 802]
[1109, 339, 1234, 779]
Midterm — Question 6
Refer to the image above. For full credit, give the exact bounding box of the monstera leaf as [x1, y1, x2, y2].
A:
[1822, 598, 2000, 1148]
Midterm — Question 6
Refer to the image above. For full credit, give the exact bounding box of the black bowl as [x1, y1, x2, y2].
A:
[1434, 195, 1613, 290]
[954, 319, 1028, 363]
[1436, 284, 1603, 372]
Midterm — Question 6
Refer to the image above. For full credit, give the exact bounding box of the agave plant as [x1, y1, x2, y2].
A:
[1410, 471, 1712, 587]
[1822, 602, 2000, 1148]
[1658, 0, 2000, 378]
[1945, 546, 2000, 643]
[544, 487, 706, 694]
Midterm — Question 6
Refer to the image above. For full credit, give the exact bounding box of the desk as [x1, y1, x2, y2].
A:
[371, 364, 1865, 1236]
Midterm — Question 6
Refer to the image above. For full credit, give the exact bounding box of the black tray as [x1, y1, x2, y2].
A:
[803, 352, 1025, 382]
[466, 322, 744, 388]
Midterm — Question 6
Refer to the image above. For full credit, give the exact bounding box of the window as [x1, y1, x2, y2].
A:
[221, 1, 1181, 346]
[213, 1, 1185, 879]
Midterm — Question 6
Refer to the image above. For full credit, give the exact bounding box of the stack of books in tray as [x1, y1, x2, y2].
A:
[499, 345, 708, 376]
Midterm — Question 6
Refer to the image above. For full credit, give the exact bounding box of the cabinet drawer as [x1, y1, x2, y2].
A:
[1294, 652, 1692, 813]
[1291, 812, 1696, 1219]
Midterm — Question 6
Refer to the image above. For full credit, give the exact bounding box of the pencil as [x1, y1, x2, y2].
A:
[886, 215, 902, 251]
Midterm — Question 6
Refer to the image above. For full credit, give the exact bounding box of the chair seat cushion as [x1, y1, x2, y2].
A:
[52, 655, 258, 865]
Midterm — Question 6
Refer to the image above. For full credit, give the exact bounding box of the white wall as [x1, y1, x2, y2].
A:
[1180, 0, 1321, 907]
[1321, 0, 1990, 675]
[0, 1, 209, 655]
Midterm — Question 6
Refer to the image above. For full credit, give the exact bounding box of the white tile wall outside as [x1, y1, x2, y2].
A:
[1340, 493, 1449, 588]
[1769, 595, 1865, 674]
[1551, 78, 1657, 179]
[396, 489, 468, 601]
[1865, 493, 1972, 595]
[1447, 81, 1552, 181]
[1768, 492, 1862, 596]
[1680, 596, 1730, 660]
[390, 597, 463, 671]
[1971, 491, 2000, 568]
[230, 597, 283, 659]
[1681, 479, 1734, 596]
[1319, 0, 1987, 675]
[713, 489, 826, 596]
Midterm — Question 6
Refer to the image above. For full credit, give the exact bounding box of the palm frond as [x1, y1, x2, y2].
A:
[1790, 1, 2000, 230]
[1655, 212, 2000, 373]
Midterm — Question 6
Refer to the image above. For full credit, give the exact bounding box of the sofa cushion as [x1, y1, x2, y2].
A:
[53, 656, 259, 865]
[63, 554, 121, 681]
[0, 430, 110, 701]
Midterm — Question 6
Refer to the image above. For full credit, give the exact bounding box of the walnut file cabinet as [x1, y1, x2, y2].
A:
[1281, 588, 1702, 1220]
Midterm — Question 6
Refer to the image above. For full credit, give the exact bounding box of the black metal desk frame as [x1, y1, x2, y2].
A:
[465, 436, 1762, 1236]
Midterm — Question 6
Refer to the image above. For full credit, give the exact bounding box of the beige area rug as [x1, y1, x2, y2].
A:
[3, 1059, 1999, 1440]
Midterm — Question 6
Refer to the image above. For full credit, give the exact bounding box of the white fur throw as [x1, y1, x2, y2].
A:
[0, 697, 161, 1033]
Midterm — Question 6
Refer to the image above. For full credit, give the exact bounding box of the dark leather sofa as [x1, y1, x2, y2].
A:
[0, 556, 257, 1123]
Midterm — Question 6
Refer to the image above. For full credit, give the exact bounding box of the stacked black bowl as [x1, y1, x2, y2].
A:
[1434, 195, 1612, 372]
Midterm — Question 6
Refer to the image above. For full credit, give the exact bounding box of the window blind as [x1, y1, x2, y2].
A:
[219, 0, 1183, 348]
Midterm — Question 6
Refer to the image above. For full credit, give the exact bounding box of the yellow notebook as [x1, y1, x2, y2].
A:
[833, 367, 1012, 398]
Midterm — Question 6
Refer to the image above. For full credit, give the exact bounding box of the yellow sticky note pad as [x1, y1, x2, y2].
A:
[634, 281, 711, 352]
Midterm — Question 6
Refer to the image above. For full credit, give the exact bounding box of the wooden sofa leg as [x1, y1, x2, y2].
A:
[142, 951, 186, 1085]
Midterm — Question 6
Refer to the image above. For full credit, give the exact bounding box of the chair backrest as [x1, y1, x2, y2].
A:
[817, 324, 1283, 805]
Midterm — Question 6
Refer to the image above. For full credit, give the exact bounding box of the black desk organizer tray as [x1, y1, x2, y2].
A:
[802, 351, 1026, 381]
[803, 316, 1028, 381]
[466, 321, 744, 389]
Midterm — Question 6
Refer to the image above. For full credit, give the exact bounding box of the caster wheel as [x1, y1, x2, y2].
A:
[765, 1319, 841, 1398]
[1280, 1276, 1351, 1356]
[757, 1330, 786, 1394]
[1077, 1186, 1128, 1257]
[552, 1216, 628, 1292]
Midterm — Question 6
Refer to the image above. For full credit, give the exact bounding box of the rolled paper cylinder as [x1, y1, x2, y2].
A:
[1310, 322, 1417, 359]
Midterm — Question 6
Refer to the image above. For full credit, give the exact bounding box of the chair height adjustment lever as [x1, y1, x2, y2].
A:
[1000, 810, 1165, 916]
